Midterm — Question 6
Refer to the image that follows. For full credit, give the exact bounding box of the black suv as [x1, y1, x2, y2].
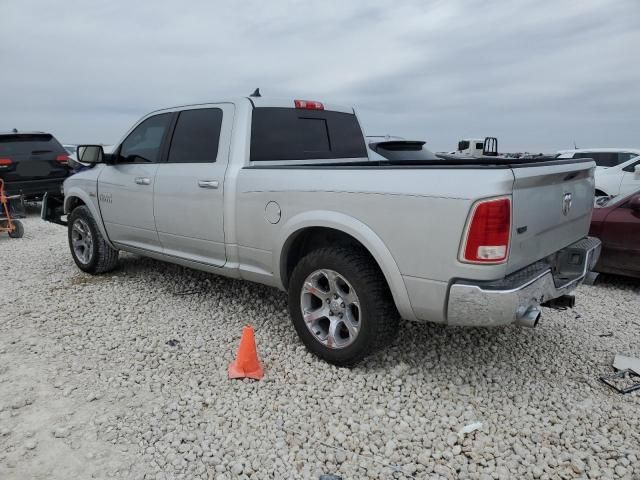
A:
[0, 131, 71, 200]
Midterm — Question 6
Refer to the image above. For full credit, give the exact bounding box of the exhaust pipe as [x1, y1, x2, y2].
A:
[541, 294, 575, 310]
[514, 307, 541, 328]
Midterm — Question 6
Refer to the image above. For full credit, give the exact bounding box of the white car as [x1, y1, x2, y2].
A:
[366, 135, 439, 161]
[556, 148, 640, 197]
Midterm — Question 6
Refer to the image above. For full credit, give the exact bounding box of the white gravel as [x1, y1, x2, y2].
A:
[1, 213, 639, 479]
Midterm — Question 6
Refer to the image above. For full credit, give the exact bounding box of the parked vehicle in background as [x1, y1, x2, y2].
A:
[44, 96, 600, 366]
[63, 144, 77, 155]
[0, 131, 70, 200]
[589, 188, 640, 278]
[366, 136, 438, 161]
[442, 137, 499, 157]
[556, 148, 640, 197]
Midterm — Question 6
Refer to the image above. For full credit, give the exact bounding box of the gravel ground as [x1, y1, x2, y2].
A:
[1, 213, 639, 480]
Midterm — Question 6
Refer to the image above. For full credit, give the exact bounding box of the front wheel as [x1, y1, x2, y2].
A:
[288, 247, 399, 367]
[68, 206, 119, 274]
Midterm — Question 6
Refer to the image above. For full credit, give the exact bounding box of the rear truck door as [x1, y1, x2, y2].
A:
[599, 194, 640, 274]
[507, 159, 596, 274]
[153, 104, 234, 267]
[0, 133, 69, 195]
[97, 112, 172, 252]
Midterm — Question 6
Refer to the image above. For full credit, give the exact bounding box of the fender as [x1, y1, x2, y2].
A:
[63, 186, 116, 249]
[274, 210, 417, 321]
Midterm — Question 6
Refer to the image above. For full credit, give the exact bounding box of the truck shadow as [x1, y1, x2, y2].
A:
[111, 253, 629, 385]
[593, 273, 640, 290]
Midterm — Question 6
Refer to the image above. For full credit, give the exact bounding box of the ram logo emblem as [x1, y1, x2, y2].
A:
[98, 192, 112, 204]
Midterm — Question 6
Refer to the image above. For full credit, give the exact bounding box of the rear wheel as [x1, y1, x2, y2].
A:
[288, 247, 399, 367]
[68, 206, 119, 274]
[8, 220, 24, 238]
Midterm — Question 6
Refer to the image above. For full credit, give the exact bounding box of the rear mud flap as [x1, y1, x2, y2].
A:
[41, 192, 67, 226]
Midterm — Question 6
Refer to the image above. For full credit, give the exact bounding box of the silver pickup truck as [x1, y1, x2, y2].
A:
[42, 97, 601, 366]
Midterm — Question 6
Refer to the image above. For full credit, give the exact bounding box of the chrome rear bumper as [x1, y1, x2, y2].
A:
[446, 237, 601, 327]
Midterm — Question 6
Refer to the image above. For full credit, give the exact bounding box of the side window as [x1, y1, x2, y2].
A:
[167, 108, 223, 163]
[119, 113, 172, 163]
[475, 142, 484, 150]
[578, 152, 618, 167]
[596, 152, 619, 167]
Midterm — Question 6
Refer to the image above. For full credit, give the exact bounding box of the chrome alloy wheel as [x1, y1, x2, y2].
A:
[71, 218, 93, 265]
[300, 269, 362, 349]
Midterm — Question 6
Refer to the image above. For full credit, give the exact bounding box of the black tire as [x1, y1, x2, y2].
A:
[288, 247, 399, 367]
[8, 219, 24, 238]
[68, 205, 119, 274]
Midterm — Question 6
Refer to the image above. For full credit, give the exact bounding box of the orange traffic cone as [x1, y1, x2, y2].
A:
[228, 325, 264, 380]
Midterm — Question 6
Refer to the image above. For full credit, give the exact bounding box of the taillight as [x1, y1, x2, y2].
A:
[56, 154, 70, 165]
[461, 197, 511, 263]
[294, 99, 324, 110]
[0, 158, 12, 168]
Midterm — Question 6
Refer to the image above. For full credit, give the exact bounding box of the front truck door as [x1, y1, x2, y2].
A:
[600, 194, 640, 275]
[153, 104, 234, 267]
[98, 113, 173, 251]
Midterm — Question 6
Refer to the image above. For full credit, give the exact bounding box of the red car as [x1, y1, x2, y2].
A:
[589, 189, 640, 278]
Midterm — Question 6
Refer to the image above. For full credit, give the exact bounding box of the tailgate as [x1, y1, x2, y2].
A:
[508, 159, 595, 274]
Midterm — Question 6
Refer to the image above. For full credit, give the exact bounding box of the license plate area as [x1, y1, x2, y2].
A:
[552, 248, 586, 285]
[548, 237, 601, 288]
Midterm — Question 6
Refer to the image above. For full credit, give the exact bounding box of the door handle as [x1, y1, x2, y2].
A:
[135, 177, 151, 185]
[198, 180, 220, 189]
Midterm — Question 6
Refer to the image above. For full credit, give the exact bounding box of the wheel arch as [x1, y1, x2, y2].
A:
[64, 188, 114, 248]
[275, 211, 416, 321]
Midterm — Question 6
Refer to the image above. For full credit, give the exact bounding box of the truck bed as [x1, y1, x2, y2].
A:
[245, 157, 593, 170]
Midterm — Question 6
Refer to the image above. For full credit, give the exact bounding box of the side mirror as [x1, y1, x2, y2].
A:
[77, 145, 104, 164]
[628, 195, 640, 212]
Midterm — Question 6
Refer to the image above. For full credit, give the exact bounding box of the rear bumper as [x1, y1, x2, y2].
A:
[446, 236, 601, 327]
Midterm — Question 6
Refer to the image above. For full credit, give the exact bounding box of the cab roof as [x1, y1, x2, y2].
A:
[248, 97, 355, 114]
[146, 97, 355, 116]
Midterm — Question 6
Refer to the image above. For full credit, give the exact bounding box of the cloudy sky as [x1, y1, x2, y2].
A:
[1, 0, 638, 152]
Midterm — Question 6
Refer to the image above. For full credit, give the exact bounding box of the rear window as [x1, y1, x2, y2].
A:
[370, 141, 438, 161]
[250, 108, 367, 161]
[0, 134, 65, 156]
